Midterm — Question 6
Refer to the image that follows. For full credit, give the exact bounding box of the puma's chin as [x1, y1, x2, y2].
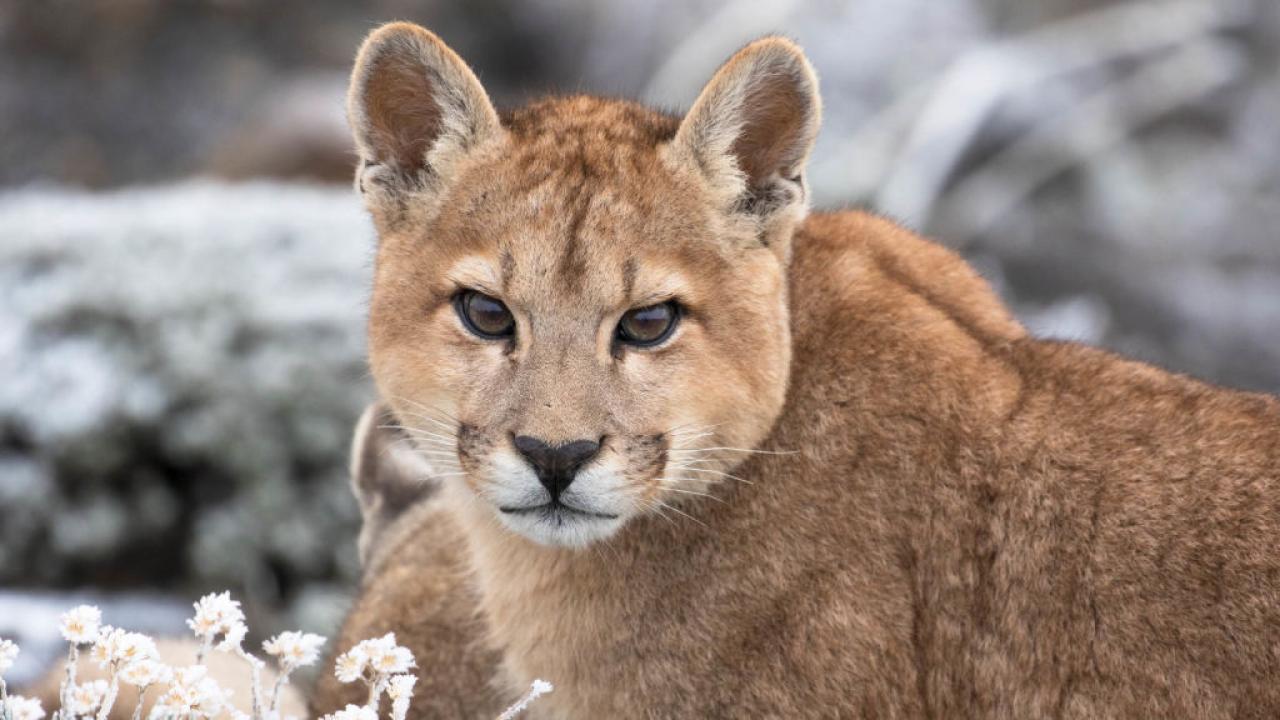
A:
[495, 501, 628, 548]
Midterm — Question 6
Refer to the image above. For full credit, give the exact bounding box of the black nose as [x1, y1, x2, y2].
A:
[512, 435, 601, 500]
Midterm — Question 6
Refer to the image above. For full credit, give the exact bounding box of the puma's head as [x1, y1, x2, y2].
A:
[348, 22, 820, 547]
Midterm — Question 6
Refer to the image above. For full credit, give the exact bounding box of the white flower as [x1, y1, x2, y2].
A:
[4, 696, 45, 720]
[387, 674, 417, 720]
[187, 592, 246, 643]
[217, 619, 249, 653]
[333, 646, 367, 683]
[333, 634, 415, 684]
[59, 605, 103, 645]
[153, 666, 232, 719]
[322, 704, 378, 720]
[119, 659, 171, 687]
[262, 631, 326, 672]
[386, 674, 416, 701]
[0, 637, 18, 675]
[362, 633, 415, 676]
[92, 627, 158, 668]
[67, 680, 110, 715]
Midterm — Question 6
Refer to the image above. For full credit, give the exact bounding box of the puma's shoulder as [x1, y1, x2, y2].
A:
[794, 210, 1025, 347]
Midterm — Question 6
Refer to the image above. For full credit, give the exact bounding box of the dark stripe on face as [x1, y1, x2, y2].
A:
[500, 247, 516, 293]
[556, 153, 598, 292]
[622, 257, 638, 302]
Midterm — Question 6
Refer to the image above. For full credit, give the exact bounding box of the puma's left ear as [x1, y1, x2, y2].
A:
[347, 22, 503, 214]
[670, 37, 821, 234]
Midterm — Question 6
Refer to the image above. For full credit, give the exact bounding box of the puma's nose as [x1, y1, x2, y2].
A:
[512, 435, 601, 500]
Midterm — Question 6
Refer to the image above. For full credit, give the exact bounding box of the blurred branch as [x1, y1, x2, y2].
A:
[933, 39, 1244, 245]
[864, 0, 1250, 225]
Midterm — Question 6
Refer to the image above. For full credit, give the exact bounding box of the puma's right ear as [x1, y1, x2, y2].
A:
[350, 402, 437, 568]
[668, 37, 821, 249]
[347, 22, 502, 209]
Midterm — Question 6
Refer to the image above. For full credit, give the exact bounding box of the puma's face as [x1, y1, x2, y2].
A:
[368, 126, 793, 547]
[349, 24, 820, 546]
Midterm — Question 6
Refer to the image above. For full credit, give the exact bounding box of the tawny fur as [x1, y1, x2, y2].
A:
[316, 22, 1280, 719]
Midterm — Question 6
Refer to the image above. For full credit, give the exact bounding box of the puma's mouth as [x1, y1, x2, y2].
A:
[499, 501, 619, 521]
[493, 497, 626, 547]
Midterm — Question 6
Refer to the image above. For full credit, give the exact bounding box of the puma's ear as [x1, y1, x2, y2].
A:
[349, 402, 437, 568]
[670, 37, 821, 235]
[347, 22, 502, 205]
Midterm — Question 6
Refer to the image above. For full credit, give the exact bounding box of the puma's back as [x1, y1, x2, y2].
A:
[316, 22, 1280, 718]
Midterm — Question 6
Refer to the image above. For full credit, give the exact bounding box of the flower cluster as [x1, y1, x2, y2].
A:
[151, 665, 232, 719]
[324, 634, 415, 720]
[188, 593, 248, 656]
[0, 591, 553, 720]
[3, 695, 45, 720]
[65, 679, 109, 716]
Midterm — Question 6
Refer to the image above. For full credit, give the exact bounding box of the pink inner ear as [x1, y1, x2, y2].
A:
[363, 49, 444, 172]
[732, 68, 810, 191]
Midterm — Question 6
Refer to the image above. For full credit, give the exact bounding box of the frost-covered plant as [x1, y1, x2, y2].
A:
[119, 661, 171, 720]
[0, 591, 552, 720]
[3, 696, 45, 720]
[326, 634, 414, 717]
[2, 638, 28, 720]
[151, 665, 231, 719]
[261, 632, 325, 715]
[65, 680, 109, 717]
[55, 605, 101, 720]
[89, 627, 160, 720]
[187, 593, 246, 664]
[186, 593, 266, 719]
[496, 680, 554, 720]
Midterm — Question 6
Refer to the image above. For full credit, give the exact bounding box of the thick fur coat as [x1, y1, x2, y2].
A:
[315, 22, 1280, 719]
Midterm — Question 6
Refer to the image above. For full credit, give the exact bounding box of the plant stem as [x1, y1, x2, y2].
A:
[95, 664, 120, 720]
[195, 638, 211, 666]
[58, 645, 78, 720]
[130, 684, 151, 720]
[2, 677, 13, 720]
[365, 674, 385, 711]
[268, 669, 290, 715]
[238, 651, 263, 720]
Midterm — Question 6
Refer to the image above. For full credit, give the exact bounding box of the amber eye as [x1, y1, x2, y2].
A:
[616, 301, 680, 347]
[455, 290, 515, 339]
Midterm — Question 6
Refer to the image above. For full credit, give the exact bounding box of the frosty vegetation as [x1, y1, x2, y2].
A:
[0, 183, 375, 652]
[0, 592, 550, 720]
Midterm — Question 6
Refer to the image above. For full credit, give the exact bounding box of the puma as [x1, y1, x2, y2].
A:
[315, 22, 1280, 718]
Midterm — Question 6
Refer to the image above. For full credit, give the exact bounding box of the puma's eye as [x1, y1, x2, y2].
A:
[616, 301, 680, 347]
[455, 290, 515, 339]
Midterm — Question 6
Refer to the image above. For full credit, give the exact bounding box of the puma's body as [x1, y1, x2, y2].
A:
[316, 23, 1280, 718]
[319, 211, 1280, 718]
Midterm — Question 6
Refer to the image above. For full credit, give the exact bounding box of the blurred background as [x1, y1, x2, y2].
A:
[2, 0, 1278, 687]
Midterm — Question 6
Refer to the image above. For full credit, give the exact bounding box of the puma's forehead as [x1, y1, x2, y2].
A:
[423, 97, 741, 306]
[502, 95, 680, 147]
